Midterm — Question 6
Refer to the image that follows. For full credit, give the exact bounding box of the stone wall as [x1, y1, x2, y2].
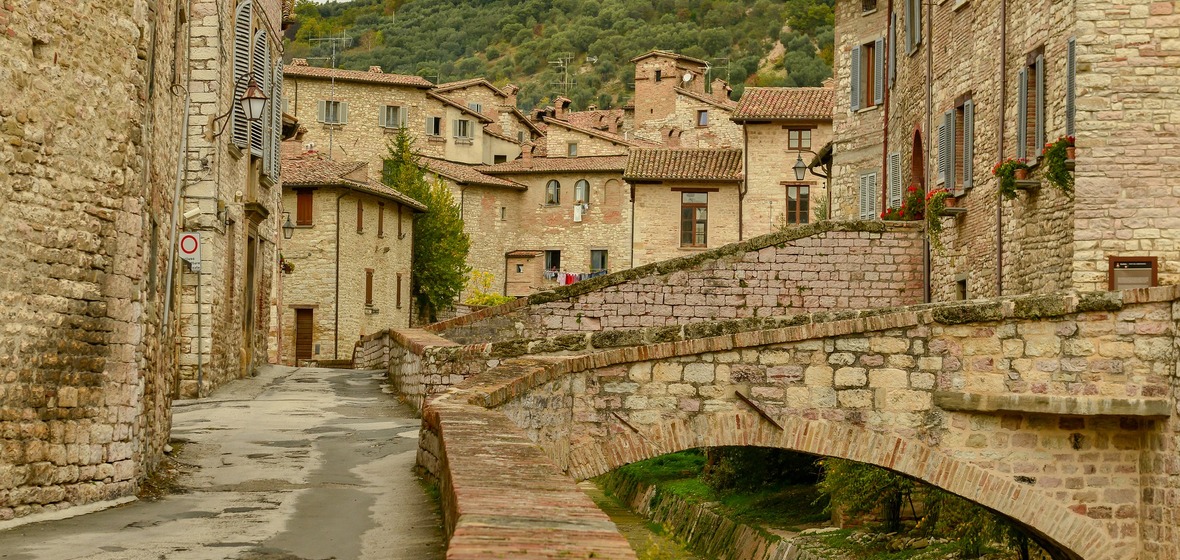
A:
[436, 221, 925, 342]
[0, 0, 186, 521]
[742, 119, 834, 235]
[632, 182, 743, 267]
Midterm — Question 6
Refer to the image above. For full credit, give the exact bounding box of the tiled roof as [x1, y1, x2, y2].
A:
[478, 155, 628, 175]
[542, 117, 636, 147]
[624, 148, 743, 182]
[283, 63, 434, 88]
[419, 157, 526, 190]
[281, 146, 428, 211]
[565, 109, 626, 132]
[427, 91, 494, 122]
[630, 50, 709, 66]
[732, 87, 834, 121]
[481, 126, 518, 144]
[507, 106, 545, 136]
[674, 87, 737, 111]
[433, 78, 508, 97]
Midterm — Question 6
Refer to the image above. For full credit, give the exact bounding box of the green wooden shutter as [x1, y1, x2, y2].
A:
[888, 152, 902, 208]
[874, 38, 885, 105]
[850, 46, 862, 112]
[889, 14, 897, 89]
[269, 61, 283, 180]
[1035, 55, 1045, 155]
[963, 100, 974, 189]
[250, 28, 267, 157]
[231, 0, 252, 149]
[1066, 38, 1076, 136]
[937, 121, 947, 184]
[339, 101, 349, 124]
[1017, 67, 1028, 159]
[945, 110, 955, 189]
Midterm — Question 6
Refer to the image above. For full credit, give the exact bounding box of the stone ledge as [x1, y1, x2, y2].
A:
[933, 391, 1172, 417]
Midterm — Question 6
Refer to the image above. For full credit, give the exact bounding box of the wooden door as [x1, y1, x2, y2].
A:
[295, 309, 313, 361]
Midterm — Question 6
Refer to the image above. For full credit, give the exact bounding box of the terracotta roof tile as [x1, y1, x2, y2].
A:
[281, 146, 427, 211]
[564, 109, 626, 131]
[624, 148, 743, 182]
[542, 117, 636, 146]
[674, 87, 738, 110]
[433, 78, 508, 97]
[477, 155, 628, 175]
[630, 50, 709, 66]
[427, 91, 494, 122]
[732, 87, 834, 121]
[419, 157, 526, 189]
[283, 64, 434, 88]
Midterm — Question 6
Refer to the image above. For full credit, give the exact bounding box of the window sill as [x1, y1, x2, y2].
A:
[679, 246, 708, 251]
[319, 122, 345, 129]
[952, 0, 970, 10]
[227, 143, 243, 160]
[426, 135, 446, 143]
[294, 224, 314, 228]
[381, 126, 407, 133]
[861, 8, 879, 15]
[854, 105, 880, 114]
[454, 137, 474, 145]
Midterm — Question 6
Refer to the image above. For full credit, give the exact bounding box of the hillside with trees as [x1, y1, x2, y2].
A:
[286, 0, 834, 111]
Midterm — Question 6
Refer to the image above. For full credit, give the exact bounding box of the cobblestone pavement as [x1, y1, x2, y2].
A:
[0, 365, 444, 560]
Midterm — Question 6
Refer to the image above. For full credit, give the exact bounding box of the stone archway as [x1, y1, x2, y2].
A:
[562, 412, 1132, 560]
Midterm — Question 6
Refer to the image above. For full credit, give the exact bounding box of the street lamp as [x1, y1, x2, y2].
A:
[793, 153, 809, 181]
[239, 79, 270, 122]
[282, 212, 295, 240]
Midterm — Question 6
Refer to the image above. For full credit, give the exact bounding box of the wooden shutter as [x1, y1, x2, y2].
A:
[850, 46, 862, 112]
[937, 121, 947, 184]
[356, 200, 364, 233]
[859, 174, 871, 219]
[270, 62, 283, 180]
[963, 100, 975, 189]
[452, 119, 459, 137]
[230, 0, 252, 149]
[396, 273, 403, 308]
[317, 100, 327, 123]
[378, 203, 384, 237]
[339, 101, 349, 124]
[874, 38, 885, 105]
[1017, 67, 1028, 159]
[250, 29, 267, 157]
[365, 269, 374, 306]
[295, 309, 313, 360]
[378, 106, 388, 128]
[888, 152, 902, 208]
[945, 110, 955, 188]
[1035, 55, 1045, 154]
[296, 189, 313, 224]
[889, 14, 896, 89]
[1066, 38, 1076, 136]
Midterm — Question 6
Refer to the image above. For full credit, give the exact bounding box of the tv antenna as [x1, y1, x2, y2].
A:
[548, 53, 575, 96]
[309, 34, 352, 160]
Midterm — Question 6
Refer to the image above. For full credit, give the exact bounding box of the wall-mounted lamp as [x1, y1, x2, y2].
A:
[281, 212, 294, 240]
[793, 153, 809, 181]
[209, 76, 270, 138]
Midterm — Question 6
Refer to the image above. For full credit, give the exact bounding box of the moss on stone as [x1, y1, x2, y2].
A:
[1076, 291, 1123, 313]
[646, 326, 683, 344]
[932, 302, 1004, 324]
[489, 338, 531, 358]
[1012, 294, 1068, 319]
[530, 334, 588, 353]
[590, 329, 645, 348]
[684, 321, 724, 339]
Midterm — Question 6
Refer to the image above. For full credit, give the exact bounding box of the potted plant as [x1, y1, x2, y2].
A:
[279, 254, 295, 274]
[925, 188, 951, 251]
[881, 183, 925, 221]
[1041, 136, 1075, 197]
[991, 157, 1030, 200]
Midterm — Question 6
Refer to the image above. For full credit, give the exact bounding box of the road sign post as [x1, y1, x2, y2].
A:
[179, 232, 202, 272]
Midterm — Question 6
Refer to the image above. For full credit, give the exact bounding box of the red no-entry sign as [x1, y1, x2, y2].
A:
[179, 232, 201, 271]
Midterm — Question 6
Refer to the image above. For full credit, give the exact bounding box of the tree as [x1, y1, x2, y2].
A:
[381, 129, 470, 322]
[816, 458, 915, 532]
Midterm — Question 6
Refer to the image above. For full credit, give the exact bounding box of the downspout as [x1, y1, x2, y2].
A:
[629, 183, 636, 269]
[196, 270, 203, 395]
[996, 0, 1007, 296]
[882, 0, 893, 215]
[924, 0, 934, 303]
[739, 125, 747, 239]
[163, 0, 195, 334]
[334, 190, 348, 359]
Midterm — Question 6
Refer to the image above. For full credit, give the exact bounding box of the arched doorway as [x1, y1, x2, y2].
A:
[912, 130, 925, 190]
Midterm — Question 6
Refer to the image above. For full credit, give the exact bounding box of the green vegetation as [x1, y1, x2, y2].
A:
[464, 270, 515, 307]
[381, 129, 470, 321]
[286, 0, 834, 109]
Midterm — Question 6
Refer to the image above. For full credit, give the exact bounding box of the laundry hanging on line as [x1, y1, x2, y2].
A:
[544, 269, 609, 285]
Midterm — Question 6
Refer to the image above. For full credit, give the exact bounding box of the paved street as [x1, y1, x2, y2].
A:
[0, 366, 444, 560]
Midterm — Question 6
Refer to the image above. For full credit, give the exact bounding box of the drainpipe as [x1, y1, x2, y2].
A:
[163, 1, 195, 334]
[882, 0, 893, 215]
[739, 125, 748, 239]
[196, 269, 203, 395]
[629, 183, 636, 269]
[924, 0, 934, 303]
[996, 0, 1008, 296]
[334, 190, 349, 359]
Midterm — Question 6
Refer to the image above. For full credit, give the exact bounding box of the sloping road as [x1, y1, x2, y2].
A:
[0, 365, 444, 560]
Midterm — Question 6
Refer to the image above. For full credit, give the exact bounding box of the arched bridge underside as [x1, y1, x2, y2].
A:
[417, 287, 1179, 560]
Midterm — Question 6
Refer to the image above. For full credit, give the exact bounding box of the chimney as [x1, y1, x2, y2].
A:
[712, 78, 732, 102]
[292, 58, 308, 66]
[608, 116, 620, 135]
[587, 104, 598, 111]
[521, 143, 534, 168]
[554, 97, 572, 120]
[502, 84, 519, 107]
[368, 66, 383, 73]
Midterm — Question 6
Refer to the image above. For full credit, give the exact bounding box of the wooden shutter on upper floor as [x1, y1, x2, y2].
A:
[378, 203, 384, 237]
[231, 0, 252, 149]
[396, 273, 403, 309]
[874, 37, 885, 105]
[1035, 55, 1045, 156]
[1066, 38, 1076, 137]
[269, 62, 283, 180]
[1017, 67, 1028, 159]
[250, 28, 267, 157]
[356, 200, 364, 233]
[945, 110, 955, 189]
[338, 101, 349, 124]
[850, 46, 862, 112]
[296, 189, 313, 225]
[937, 121, 947, 184]
[365, 269, 374, 306]
[963, 100, 975, 189]
[888, 152, 903, 208]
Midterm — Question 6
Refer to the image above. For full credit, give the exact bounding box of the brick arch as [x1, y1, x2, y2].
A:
[562, 412, 1130, 560]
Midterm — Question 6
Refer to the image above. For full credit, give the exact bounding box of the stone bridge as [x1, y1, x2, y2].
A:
[411, 287, 1179, 560]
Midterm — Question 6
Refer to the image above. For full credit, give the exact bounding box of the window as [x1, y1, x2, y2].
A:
[426, 116, 442, 136]
[396, 273, 403, 308]
[317, 100, 347, 124]
[545, 180, 561, 205]
[697, 110, 709, 127]
[545, 250, 561, 271]
[655, 69, 662, 82]
[574, 179, 590, 204]
[680, 192, 708, 247]
[500, 206, 506, 221]
[493, 154, 507, 164]
[788, 128, 812, 150]
[904, 0, 922, 54]
[296, 189, 313, 225]
[516, 264, 524, 273]
[365, 269, 374, 306]
[1017, 54, 1045, 160]
[517, 131, 526, 143]
[850, 38, 885, 111]
[938, 99, 974, 189]
[785, 185, 810, 224]
[379, 105, 405, 128]
[378, 202, 385, 237]
[356, 200, 364, 233]
[567, 143, 578, 157]
[468, 102, 483, 113]
[453, 119, 472, 139]
[858, 172, 879, 220]
[863, 0, 877, 11]
[591, 250, 608, 273]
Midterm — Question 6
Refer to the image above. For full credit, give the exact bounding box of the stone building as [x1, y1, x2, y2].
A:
[630, 50, 741, 149]
[732, 86, 835, 237]
[625, 149, 744, 266]
[275, 145, 424, 364]
[175, 0, 287, 397]
[829, 0, 1179, 300]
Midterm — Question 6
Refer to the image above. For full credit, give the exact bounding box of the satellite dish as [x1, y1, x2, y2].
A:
[682, 72, 693, 83]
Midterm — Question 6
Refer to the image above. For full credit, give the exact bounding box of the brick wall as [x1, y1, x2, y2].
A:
[0, 0, 186, 521]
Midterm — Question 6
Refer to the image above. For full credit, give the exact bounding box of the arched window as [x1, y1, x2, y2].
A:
[574, 179, 590, 204]
[545, 180, 560, 205]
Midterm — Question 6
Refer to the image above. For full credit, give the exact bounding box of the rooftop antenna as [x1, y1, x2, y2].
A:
[548, 52, 575, 96]
[309, 34, 352, 160]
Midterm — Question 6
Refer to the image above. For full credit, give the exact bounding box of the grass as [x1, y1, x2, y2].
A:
[616, 450, 707, 486]
[720, 484, 829, 531]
